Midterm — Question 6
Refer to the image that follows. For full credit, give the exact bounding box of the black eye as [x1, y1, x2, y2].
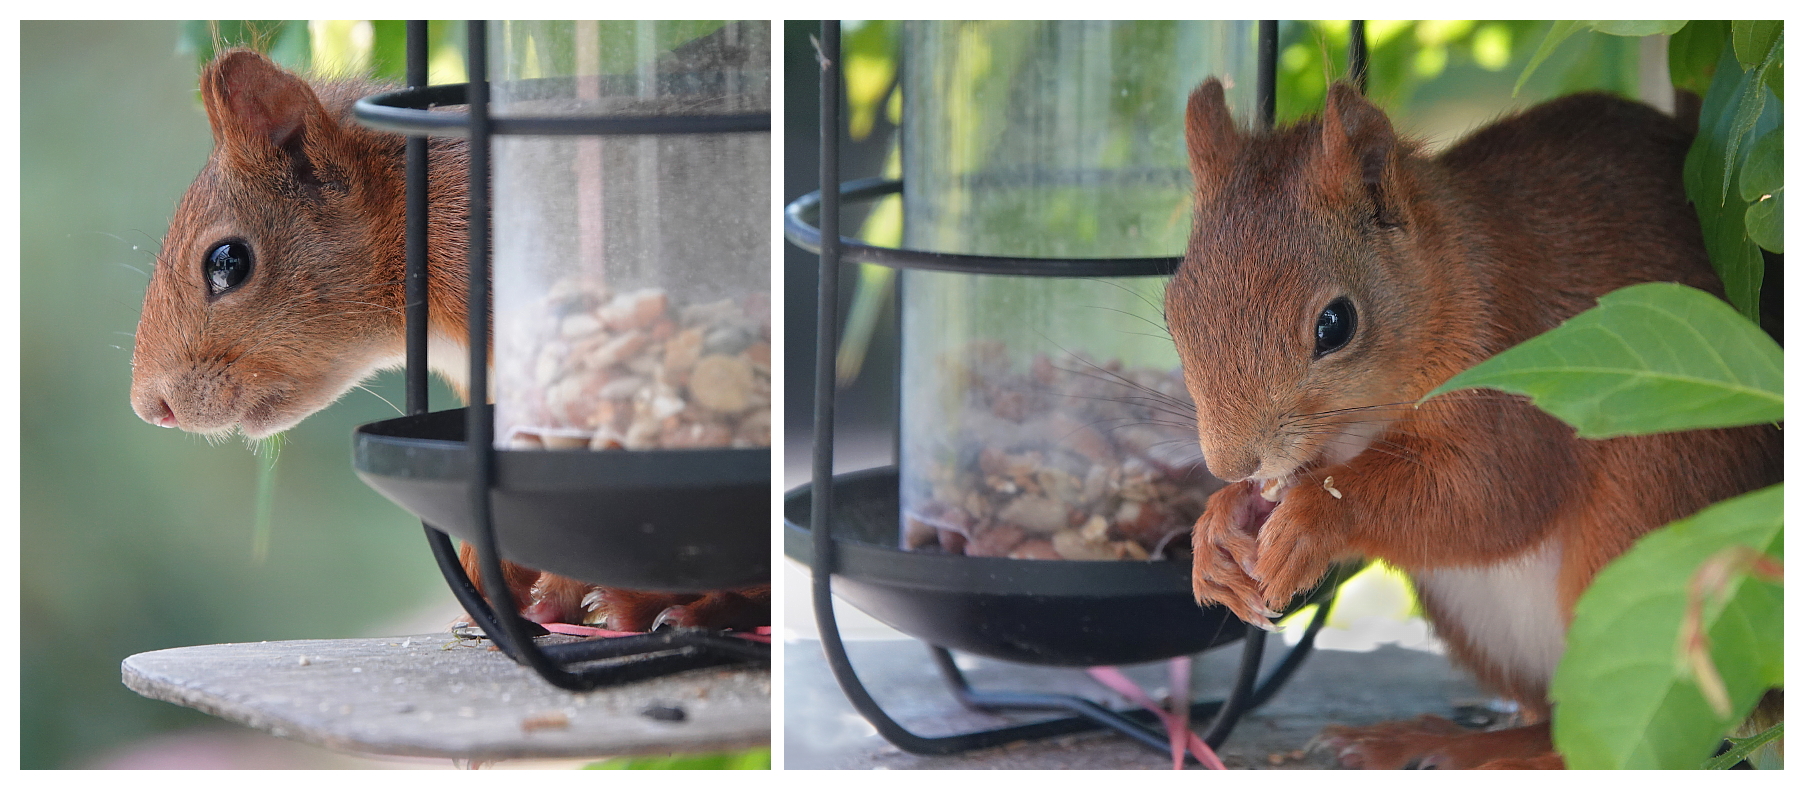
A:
[205, 240, 253, 296]
[1314, 297, 1357, 357]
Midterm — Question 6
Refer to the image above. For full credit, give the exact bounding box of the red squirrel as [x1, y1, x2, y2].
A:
[1166, 80, 1779, 768]
[128, 49, 767, 633]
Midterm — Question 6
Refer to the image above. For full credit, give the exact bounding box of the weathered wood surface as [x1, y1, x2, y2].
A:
[122, 632, 769, 761]
[785, 637, 1494, 769]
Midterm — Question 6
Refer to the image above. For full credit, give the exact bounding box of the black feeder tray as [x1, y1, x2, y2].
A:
[347, 21, 771, 692]
[355, 407, 767, 593]
[790, 21, 1362, 764]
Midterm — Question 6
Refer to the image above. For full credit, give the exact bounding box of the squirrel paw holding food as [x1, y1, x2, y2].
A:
[130, 49, 767, 634]
[1168, 79, 1779, 768]
[1190, 477, 1339, 629]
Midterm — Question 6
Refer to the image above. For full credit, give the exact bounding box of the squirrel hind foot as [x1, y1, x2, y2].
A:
[1318, 716, 1556, 770]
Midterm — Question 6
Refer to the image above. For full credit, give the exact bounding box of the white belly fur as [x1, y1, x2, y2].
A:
[1411, 538, 1566, 691]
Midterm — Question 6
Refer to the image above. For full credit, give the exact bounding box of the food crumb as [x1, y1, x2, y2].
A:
[1260, 478, 1283, 502]
[520, 711, 570, 732]
[1322, 476, 1342, 499]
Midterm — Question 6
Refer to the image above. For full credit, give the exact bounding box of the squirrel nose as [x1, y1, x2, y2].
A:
[151, 400, 181, 428]
[1202, 447, 1260, 483]
[136, 395, 181, 429]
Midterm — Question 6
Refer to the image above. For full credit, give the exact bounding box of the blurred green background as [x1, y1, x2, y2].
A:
[19, 20, 466, 769]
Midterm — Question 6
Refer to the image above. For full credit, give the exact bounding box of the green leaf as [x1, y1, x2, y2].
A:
[1702, 721, 1784, 769]
[1766, 36, 1783, 100]
[1590, 20, 1688, 37]
[1738, 123, 1784, 201]
[1552, 484, 1783, 769]
[1732, 21, 1781, 67]
[1744, 188, 1783, 252]
[1514, 20, 1585, 95]
[1669, 20, 1729, 96]
[1422, 283, 1781, 438]
[1719, 67, 1766, 206]
[1685, 47, 1767, 319]
[1518, 21, 1690, 95]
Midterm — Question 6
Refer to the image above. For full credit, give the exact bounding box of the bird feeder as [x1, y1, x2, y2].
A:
[786, 20, 1363, 762]
[353, 20, 771, 691]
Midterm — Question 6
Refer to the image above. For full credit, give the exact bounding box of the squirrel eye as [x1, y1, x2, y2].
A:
[205, 240, 253, 296]
[1314, 297, 1357, 357]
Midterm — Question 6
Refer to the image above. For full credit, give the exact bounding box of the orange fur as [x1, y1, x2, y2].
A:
[1168, 80, 1779, 768]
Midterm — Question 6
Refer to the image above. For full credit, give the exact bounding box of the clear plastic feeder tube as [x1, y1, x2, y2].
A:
[490, 21, 771, 451]
[896, 21, 1253, 559]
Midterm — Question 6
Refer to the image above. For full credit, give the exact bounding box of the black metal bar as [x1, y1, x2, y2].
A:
[1349, 21, 1369, 93]
[783, 179, 1179, 277]
[405, 23, 483, 651]
[1203, 627, 1266, 747]
[405, 20, 430, 416]
[810, 21, 982, 755]
[1257, 21, 1277, 129]
[925, 623, 1336, 765]
[463, 19, 577, 687]
[462, 23, 594, 689]
[355, 82, 769, 138]
[405, 20, 524, 661]
[1250, 585, 1336, 709]
[930, 648, 1191, 759]
[541, 631, 770, 664]
[812, 16, 851, 701]
[424, 527, 542, 649]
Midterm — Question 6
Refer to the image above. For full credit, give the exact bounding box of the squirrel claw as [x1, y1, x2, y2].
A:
[650, 605, 691, 631]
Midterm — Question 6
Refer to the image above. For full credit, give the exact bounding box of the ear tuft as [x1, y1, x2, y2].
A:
[1319, 82, 1400, 226]
[1186, 78, 1243, 204]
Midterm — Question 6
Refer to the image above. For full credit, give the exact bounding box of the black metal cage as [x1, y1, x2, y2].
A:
[785, 20, 1368, 764]
[348, 20, 772, 692]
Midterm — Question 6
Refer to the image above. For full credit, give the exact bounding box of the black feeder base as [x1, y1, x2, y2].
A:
[787, 467, 1349, 764]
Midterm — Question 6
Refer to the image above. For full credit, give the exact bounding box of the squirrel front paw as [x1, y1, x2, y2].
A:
[1191, 481, 1280, 628]
[1251, 485, 1339, 612]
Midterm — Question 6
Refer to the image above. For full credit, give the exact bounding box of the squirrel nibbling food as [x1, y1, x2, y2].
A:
[1166, 79, 1779, 768]
[128, 49, 767, 634]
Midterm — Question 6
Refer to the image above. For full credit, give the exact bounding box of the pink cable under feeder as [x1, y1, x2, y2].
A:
[1086, 659, 1227, 770]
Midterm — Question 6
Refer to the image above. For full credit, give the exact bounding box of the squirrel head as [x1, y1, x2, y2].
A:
[1166, 80, 1446, 484]
[130, 49, 412, 438]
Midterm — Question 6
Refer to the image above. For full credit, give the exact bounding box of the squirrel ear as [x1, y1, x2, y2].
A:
[1319, 82, 1400, 227]
[200, 50, 336, 196]
[1185, 79, 1242, 203]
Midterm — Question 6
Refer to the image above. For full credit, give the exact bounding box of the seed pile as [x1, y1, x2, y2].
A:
[903, 344, 1221, 561]
[497, 279, 771, 451]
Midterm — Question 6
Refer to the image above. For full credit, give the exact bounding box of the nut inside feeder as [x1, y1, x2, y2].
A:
[490, 21, 771, 452]
[896, 22, 1253, 561]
